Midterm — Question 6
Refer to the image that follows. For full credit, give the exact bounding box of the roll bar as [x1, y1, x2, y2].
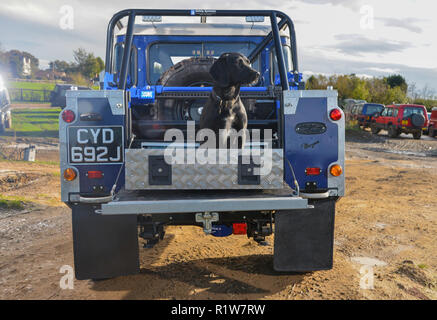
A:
[104, 9, 298, 91]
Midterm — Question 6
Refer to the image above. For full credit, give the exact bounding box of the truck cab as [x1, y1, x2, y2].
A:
[59, 9, 345, 280]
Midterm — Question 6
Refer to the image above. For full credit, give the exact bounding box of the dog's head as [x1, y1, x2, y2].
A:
[209, 52, 260, 88]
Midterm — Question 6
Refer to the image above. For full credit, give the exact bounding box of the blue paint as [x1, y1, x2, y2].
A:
[211, 225, 233, 237]
[105, 34, 297, 91]
[70, 97, 126, 193]
[284, 98, 338, 191]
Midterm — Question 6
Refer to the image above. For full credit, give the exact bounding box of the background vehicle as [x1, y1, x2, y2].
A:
[371, 104, 428, 139]
[343, 99, 366, 121]
[0, 77, 12, 133]
[350, 102, 384, 129]
[428, 107, 437, 137]
[59, 9, 345, 280]
[50, 84, 90, 108]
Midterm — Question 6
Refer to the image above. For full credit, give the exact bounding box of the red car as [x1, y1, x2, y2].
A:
[429, 107, 437, 137]
[371, 104, 429, 139]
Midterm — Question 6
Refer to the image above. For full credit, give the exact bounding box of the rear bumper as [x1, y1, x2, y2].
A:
[99, 195, 309, 215]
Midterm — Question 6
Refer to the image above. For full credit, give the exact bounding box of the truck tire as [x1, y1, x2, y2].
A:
[388, 125, 399, 138]
[274, 198, 336, 272]
[430, 127, 436, 138]
[157, 57, 215, 121]
[411, 113, 425, 128]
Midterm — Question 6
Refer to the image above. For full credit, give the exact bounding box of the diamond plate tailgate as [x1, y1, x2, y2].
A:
[125, 149, 284, 190]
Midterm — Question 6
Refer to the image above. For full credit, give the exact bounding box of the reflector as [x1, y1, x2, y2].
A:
[330, 164, 343, 177]
[63, 168, 77, 181]
[330, 109, 342, 121]
[305, 167, 321, 176]
[233, 223, 247, 235]
[87, 171, 103, 179]
[62, 109, 75, 123]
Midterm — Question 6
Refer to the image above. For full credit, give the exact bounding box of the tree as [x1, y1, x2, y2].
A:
[386, 74, 407, 93]
[96, 57, 105, 73]
[49, 60, 71, 73]
[351, 80, 370, 101]
[2, 50, 39, 78]
[72, 48, 105, 79]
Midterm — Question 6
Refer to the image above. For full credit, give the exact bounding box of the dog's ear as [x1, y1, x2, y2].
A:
[210, 53, 230, 87]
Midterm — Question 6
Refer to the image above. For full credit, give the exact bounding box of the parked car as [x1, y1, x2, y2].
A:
[370, 104, 429, 139]
[351, 103, 385, 130]
[343, 99, 366, 121]
[50, 84, 91, 108]
[428, 107, 437, 137]
[0, 78, 12, 133]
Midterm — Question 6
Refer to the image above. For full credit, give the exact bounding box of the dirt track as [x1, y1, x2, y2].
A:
[0, 131, 436, 300]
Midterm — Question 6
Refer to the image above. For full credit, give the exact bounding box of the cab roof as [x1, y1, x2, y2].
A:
[115, 23, 289, 37]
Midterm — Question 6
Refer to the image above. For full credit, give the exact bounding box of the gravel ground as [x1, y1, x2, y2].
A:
[0, 132, 436, 300]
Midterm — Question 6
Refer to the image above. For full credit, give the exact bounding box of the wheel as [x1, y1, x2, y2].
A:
[156, 57, 215, 121]
[430, 127, 436, 138]
[413, 131, 422, 140]
[371, 124, 381, 135]
[411, 114, 425, 128]
[156, 57, 256, 121]
[388, 125, 399, 138]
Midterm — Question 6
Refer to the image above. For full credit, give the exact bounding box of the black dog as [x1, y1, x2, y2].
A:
[199, 52, 260, 148]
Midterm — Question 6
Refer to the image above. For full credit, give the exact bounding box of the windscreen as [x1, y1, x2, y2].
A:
[403, 107, 424, 118]
[148, 42, 260, 84]
[363, 104, 384, 115]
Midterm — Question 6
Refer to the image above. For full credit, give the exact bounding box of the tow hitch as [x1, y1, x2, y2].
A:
[195, 212, 219, 234]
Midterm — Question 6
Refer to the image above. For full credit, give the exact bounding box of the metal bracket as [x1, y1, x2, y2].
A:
[195, 212, 219, 234]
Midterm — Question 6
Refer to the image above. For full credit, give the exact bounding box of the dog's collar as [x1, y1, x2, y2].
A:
[211, 88, 239, 107]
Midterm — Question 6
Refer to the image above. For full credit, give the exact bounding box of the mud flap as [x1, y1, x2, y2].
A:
[72, 204, 139, 280]
[273, 198, 335, 272]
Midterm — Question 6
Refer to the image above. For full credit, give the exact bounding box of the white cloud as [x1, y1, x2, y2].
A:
[0, 0, 436, 91]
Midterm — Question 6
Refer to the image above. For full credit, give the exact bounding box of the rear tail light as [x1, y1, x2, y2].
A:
[305, 167, 321, 176]
[232, 223, 247, 235]
[330, 109, 342, 121]
[63, 168, 77, 181]
[86, 171, 103, 179]
[62, 109, 75, 123]
[330, 164, 343, 177]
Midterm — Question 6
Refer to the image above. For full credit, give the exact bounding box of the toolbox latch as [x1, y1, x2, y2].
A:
[149, 155, 172, 185]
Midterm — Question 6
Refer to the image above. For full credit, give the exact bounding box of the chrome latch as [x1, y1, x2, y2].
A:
[195, 212, 219, 234]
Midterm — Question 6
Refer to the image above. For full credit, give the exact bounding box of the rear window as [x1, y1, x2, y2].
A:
[148, 42, 260, 85]
[363, 104, 384, 115]
[403, 107, 424, 118]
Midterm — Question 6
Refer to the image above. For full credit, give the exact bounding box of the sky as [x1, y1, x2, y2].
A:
[0, 0, 436, 94]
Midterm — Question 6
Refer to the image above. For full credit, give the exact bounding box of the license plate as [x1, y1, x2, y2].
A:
[68, 126, 124, 164]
